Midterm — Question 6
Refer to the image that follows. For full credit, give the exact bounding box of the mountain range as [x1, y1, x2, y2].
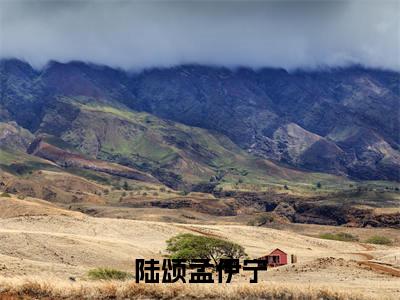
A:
[0, 58, 399, 187]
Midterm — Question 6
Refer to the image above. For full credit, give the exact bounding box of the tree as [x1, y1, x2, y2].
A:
[166, 233, 246, 265]
[316, 182, 322, 189]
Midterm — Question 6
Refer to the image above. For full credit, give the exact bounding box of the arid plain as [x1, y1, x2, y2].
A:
[0, 195, 399, 299]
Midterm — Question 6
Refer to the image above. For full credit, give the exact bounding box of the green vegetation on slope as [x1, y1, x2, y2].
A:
[87, 268, 131, 281]
[364, 235, 392, 245]
[0, 148, 59, 176]
[319, 232, 359, 242]
[49, 99, 360, 191]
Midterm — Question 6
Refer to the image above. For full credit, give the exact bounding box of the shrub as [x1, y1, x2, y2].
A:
[365, 235, 392, 245]
[122, 181, 132, 191]
[166, 233, 247, 265]
[319, 232, 358, 242]
[0, 192, 11, 197]
[87, 268, 131, 281]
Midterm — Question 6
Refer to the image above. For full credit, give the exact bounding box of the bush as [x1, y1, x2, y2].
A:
[87, 268, 131, 281]
[0, 192, 11, 197]
[365, 235, 392, 245]
[122, 181, 133, 191]
[319, 232, 358, 242]
[166, 233, 247, 265]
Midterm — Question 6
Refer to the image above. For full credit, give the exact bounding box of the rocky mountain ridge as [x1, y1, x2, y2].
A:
[1, 59, 399, 181]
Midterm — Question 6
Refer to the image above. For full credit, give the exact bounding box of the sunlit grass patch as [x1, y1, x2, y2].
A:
[319, 232, 359, 242]
[364, 235, 392, 245]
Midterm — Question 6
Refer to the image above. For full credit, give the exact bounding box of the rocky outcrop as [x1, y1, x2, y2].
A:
[222, 191, 400, 228]
[120, 197, 237, 216]
[0, 122, 34, 151]
[285, 202, 400, 228]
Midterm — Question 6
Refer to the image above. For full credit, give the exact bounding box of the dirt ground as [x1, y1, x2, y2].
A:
[0, 196, 399, 299]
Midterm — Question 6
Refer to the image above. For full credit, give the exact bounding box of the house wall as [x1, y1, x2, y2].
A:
[259, 249, 289, 266]
[269, 249, 287, 265]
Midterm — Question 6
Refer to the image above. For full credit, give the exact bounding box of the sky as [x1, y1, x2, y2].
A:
[0, 0, 399, 71]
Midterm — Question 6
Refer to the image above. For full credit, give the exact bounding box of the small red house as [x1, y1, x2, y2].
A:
[259, 248, 288, 267]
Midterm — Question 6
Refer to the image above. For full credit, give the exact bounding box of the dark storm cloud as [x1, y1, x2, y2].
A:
[0, 0, 399, 70]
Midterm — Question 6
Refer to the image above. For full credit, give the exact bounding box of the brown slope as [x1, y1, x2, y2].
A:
[0, 196, 84, 218]
[27, 138, 158, 183]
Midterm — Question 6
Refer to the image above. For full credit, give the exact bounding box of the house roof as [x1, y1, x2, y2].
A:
[257, 248, 288, 259]
[268, 248, 287, 255]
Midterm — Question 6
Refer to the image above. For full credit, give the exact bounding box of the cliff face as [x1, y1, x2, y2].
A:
[1, 59, 399, 181]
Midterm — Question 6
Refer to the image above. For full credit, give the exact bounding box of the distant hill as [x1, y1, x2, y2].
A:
[1, 59, 399, 181]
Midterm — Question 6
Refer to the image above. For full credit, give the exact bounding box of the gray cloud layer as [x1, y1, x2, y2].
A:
[1, 0, 399, 70]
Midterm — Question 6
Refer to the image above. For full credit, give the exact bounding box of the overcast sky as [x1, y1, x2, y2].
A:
[0, 0, 399, 71]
